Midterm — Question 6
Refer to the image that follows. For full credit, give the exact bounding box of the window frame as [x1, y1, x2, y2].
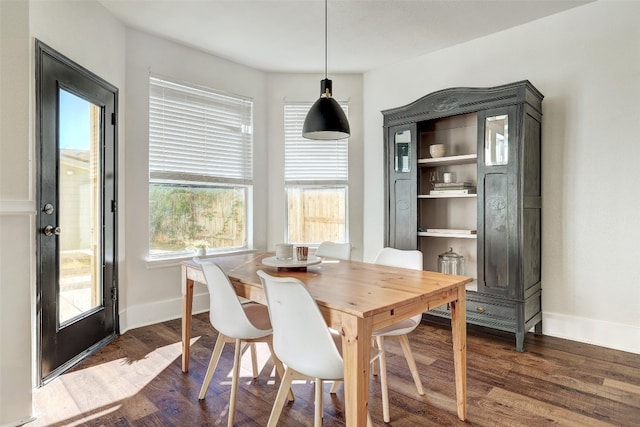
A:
[147, 74, 253, 260]
[283, 101, 349, 246]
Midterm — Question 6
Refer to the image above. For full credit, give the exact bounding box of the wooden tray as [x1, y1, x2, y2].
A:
[261, 255, 322, 271]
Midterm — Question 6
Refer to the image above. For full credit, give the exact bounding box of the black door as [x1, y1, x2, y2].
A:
[35, 41, 118, 383]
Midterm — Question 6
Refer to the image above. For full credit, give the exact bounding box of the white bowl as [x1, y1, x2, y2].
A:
[430, 144, 446, 158]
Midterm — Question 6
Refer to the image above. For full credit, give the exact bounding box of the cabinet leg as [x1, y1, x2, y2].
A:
[516, 332, 525, 352]
[534, 321, 542, 335]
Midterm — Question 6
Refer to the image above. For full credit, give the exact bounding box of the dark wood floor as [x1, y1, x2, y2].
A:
[29, 313, 640, 426]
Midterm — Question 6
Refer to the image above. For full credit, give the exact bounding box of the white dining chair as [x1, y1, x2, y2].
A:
[372, 247, 426, 422]
[196, 260, 291, 427]
[257, 270, 379, 427]
[315, 241, 352, 260]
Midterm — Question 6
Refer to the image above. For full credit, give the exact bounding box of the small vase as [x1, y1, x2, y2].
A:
[195, 248, 206, 257]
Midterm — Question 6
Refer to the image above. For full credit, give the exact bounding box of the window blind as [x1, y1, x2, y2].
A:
[149, 75, 253, 185]
[284, 102, 348, 184]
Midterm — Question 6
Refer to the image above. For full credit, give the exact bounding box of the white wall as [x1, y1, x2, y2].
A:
[121, 29, 269, 331]
[265, 73, 364, 260]
[363, 1, 640, 354]
[0, 1, 126, 425]
[0, 0, 33, 423]
[2, 1, 638, 424]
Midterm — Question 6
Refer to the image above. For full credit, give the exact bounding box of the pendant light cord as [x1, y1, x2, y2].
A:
[324, 0, 328, 80]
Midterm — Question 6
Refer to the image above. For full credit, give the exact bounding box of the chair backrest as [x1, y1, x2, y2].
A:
[374, 248, 424, 326]
[257, 270, 344, 380]
[315, 241, 351, 260]
[374, 247, 423, 271]
[197, 260, 271, 339]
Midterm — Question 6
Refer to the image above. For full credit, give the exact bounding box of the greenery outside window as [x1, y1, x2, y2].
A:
[148, 75, 253, 258]
[284, 102, 348, 245]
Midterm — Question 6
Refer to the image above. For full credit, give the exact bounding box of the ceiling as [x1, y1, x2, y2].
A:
[99, 0, 593, 74]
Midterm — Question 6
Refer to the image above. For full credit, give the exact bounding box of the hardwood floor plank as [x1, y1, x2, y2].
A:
[31, 378, 80, 425]
[27, 314, 640, 427]
[486, 387, 619, 427]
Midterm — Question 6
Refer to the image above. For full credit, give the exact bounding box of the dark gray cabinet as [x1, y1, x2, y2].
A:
[382, 81, 543, 351]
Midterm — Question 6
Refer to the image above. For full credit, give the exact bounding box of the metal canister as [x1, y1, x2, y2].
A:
[438, 247, 465, 275]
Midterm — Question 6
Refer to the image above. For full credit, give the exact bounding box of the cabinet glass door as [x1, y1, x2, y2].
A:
[485, 114, 508, 165]
[394, 130, 411, 173]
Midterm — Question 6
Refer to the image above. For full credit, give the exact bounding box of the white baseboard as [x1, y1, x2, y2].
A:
[120, 299, 639, 356]
[119, 292, 210, 334]
[543, 311, 640, 355]
[0, 415, 35, 427]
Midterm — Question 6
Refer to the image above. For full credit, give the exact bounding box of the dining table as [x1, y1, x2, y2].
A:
[180, 252, 471, 426]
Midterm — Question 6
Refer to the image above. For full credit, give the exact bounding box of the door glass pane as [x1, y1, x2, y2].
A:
[58, 89, 102, 325]
[394, 130, 411, 173]
[485, 115, 509, 165]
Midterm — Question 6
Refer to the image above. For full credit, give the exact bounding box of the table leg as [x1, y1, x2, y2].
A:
[341, 315, 372, 427]
[449, 285, 467, 420]
[181, 264, 194, 373]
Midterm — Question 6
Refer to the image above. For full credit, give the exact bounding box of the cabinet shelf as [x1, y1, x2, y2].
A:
[418, 153, 477, 167]
[418, 194, 477, 199]
[418, 231, 477, 239]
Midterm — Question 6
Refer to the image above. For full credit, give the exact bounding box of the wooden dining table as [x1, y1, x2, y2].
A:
[181, 252, 471, 426]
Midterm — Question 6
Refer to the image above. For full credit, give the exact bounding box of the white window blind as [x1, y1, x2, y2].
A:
[284, 102, 348, 184]
[149, 75, 253, 185]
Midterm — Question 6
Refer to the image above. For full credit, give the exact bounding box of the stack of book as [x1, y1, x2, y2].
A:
[430, 182, 476, 195]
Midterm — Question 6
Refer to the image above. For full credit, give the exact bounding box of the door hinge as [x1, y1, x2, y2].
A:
[111, 286, 118, 301]
[111, 200, 117, 213]
[111, 112, 117, 126]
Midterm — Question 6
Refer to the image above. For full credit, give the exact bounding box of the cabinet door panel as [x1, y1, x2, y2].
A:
[483, 173, 509, 290]
[386, 125, 417, 249]
[477, 106, 519, 298]
[392, 179, 416, 249]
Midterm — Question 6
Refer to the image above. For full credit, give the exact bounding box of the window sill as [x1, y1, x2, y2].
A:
[145, 248, 258, 269]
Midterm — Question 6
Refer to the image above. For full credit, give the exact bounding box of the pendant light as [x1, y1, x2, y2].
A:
[302, 0, 351, 140]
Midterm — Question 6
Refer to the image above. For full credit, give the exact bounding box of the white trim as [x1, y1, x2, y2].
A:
[144, 248, 257, 269]
[0, 201, 36, 215]
[119, 297, 640, 356]
[118, 290, 210, 334]
[543, 311, 640, 355]
[0, 416, 36, 427]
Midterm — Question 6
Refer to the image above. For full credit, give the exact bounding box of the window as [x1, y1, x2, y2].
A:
[148, 75, 253, 258]
[284, 102, 348, 245]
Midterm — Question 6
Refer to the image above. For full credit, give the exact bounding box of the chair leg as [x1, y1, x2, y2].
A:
[199, 334, 227, 400]
[240, 342, 258, 378]
[398, 334, 425, 395]
[267, 368, 295, 427]
[376, 336, 391, 423]
[372, 338, 380, 376]
[267, 341, 294, 402]
[314, 379, 323, 427]
[329, 381, 340, 394]
[250, 343, 259, 378]
[227, 338, 243, 427]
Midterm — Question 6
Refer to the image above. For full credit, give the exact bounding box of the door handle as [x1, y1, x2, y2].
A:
[43, 225, 61, 236]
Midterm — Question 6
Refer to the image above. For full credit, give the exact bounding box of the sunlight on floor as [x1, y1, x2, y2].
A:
[33, 335, 314, 426]
[33, 339, 185, 425]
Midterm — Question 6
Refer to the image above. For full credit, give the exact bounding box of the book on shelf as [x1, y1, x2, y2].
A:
[430, 188, 476, 195]
[426, 228, 477, 234]
[434, 181, 474, 188]
[431, 186, 475, 191]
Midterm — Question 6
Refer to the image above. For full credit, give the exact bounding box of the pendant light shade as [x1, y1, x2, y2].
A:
[303, 0, 350, 140]
[303, 79, 350, 140]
